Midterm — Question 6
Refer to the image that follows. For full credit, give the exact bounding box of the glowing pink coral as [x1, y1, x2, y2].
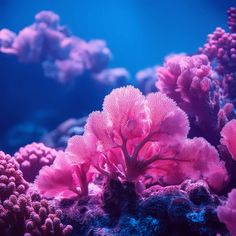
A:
[36, 140, 94, 199]
[221, 119, 236, 160]
[36, 86, 228, 196]
[217, 189, 236, 236]
[14, 142, 57, 182]
[67, 86, 227, 191]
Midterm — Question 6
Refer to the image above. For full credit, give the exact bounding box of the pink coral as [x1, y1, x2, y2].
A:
[221, 119, 236, 160]
[217, 189, 236, 236]
[35, 86, 228, 197]
[36, 143, 94, 199]
[151, 137, 228, 192]
[0, 151, 72, 235]
[14, 142, 58, 182]
[156, 54, 221, 144]
[66, 86, 227, 192]
[228, 7, 236, 34]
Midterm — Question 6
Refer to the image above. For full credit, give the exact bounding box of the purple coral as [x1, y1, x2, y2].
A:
[0, 151, 72, 235]
[156, 54, 222, 144]
[14, 142, 58, 182]
[0, 11, 128, 84]
[228, 7, 236, 33]
[217, 188, 236, 236]
[54, 86, 227, 192]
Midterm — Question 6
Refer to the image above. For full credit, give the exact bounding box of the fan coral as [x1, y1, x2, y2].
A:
[0, 11, 128, 84]
[66, 86, 227, 192]
[0, 151, 72, 235]
[156, 54, 221, 144]
[14, 142, 58, 182]
[221, 119, 236, 160]
[217, 188, 236, 236]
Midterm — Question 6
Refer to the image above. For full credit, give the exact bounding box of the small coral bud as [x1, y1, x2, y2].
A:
[45, 218, 53, 231]
[63, 225, 73, 235]
[7, 181, 16, 192]
[26, 221, 34, 232]
[9, 194, 17, 203]
[17, 184, 26, 193]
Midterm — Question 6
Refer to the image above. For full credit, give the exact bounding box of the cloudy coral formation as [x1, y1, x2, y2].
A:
[0, 11, 128, 85]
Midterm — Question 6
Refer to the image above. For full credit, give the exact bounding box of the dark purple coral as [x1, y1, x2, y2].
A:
[156, 54, 223, 144]
[14, 142, 58, 182]
[0, 151, 72, 235]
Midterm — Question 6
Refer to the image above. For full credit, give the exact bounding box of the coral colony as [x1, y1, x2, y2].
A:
[1, 8, 236, 236]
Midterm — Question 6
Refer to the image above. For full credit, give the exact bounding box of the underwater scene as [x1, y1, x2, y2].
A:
[1, 0, 236, 235]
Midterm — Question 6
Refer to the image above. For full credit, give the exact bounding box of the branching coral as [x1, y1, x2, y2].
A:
[14, 142, 58, 182]
[0, 151, 72, 235]
[61, 86, 228, 192]
[217, 188, 236, 236]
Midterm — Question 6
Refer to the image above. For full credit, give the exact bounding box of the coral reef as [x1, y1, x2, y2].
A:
[0, 151, 72, 236]
[59, 179, 227, 235]
[0, 11, 129, 85]
[14, 142, 58, 182]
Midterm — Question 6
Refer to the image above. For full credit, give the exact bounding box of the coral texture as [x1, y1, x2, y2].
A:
[42, 86, 227, 193]
[156, 54, 223, 144]
[0, 151, 72, 235]
[0, 11, 128, 85]
[36, 146, 95, 199]
[217, 188, 236, 236]
[221, 119, 236, 161]
[14, 142, 58, 182]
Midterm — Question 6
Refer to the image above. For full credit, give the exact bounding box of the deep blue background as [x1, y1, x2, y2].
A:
[0, 0, 235, 153]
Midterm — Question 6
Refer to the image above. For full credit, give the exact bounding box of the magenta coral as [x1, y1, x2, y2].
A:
[0, 151, 72, 235]
[156, 54, 222, 144]
[0, 11, 124, 84]
[199, 27, 236, 76]
[14, 142, 58, 182]
[217, 189, 236, 236]
[221, 119, 236, 161]
[63, 86, 228, 192]
[36, 147, 94, 199]
[228, 7, 236, 33]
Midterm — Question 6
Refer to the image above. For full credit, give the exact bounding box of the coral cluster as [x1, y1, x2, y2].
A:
[0, 11, 129, 85]
[14, 142, 58, 182]
[0, 151, 72, 236]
